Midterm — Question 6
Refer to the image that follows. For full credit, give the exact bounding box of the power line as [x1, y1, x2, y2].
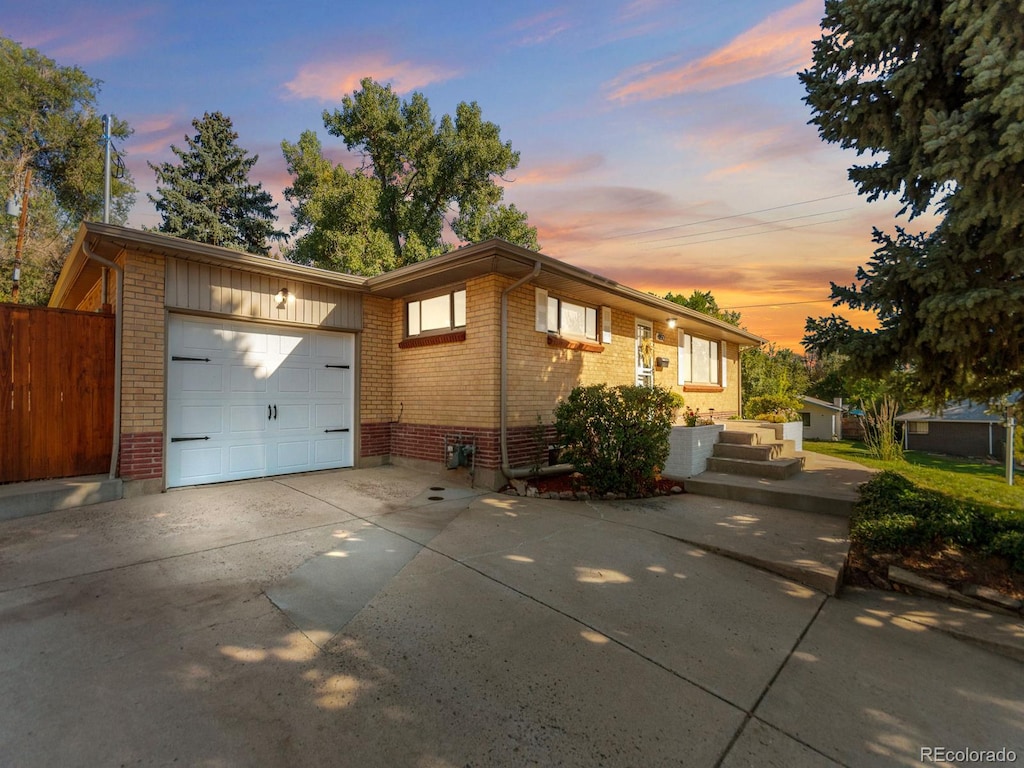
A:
[600, 192, 856, 241]
[646, 216, 850, 249]
[722, 298, 837, 310]
[640, 207, 854, 244]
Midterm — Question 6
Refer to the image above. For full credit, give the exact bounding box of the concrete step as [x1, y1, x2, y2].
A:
[714, 442, 787, 461]
[719, 426, 779, 446]
[0, 475, 123, 521]
[705, 455, 805, 480]
[684, 472, 856, 517]
[718, 430, 759, 446]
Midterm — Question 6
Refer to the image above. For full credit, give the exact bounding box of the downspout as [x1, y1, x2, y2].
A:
[82, 240, 123, 480]
[499, 262, 573, 480]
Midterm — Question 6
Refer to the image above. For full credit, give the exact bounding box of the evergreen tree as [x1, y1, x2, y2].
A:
[800, 1, 1024, 402]
[282, 78, 538, 275]
[149, 112, 284, 255]
[0, 37, 135, 303]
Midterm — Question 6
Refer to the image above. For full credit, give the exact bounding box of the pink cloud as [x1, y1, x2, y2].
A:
[508, 154, 605, 185]
[283, 54, 458, 101]
[607, 0, 822, 101]
[508, 8, 574, 46]
[12, 7, 157, 64]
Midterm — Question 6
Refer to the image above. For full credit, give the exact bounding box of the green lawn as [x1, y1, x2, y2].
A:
[803, 440, 1024, 516]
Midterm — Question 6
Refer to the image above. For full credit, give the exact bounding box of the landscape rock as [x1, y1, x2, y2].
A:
[962, 583, 1024, 612]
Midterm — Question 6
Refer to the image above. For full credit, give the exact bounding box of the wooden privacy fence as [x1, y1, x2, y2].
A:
[0, 304, 115, 483]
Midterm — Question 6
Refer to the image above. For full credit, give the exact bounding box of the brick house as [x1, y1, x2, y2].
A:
[49, 223, 763, 494]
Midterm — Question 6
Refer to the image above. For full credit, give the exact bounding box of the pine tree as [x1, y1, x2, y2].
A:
[149, 112, 285, 255]
[800, 0, 1024, 402]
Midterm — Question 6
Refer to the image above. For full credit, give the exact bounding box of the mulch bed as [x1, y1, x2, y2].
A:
[846, 542, 1024, 601]
[507, 472, 683, 498]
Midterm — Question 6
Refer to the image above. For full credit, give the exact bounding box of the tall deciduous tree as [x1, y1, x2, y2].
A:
[664, 289, 742, 327]
[282, 78, 538, 275]
[741, 344, 810, 408]
[800, 1, 1024, 402]
[0, 37, 135, 303]
[149, 112, 284, 256]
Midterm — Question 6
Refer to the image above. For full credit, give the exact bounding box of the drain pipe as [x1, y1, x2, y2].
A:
[500, 261, 574, 480]
[82, 240, 123, 480]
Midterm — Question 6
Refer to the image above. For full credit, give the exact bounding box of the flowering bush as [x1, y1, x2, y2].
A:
[681, 407, 714, 427]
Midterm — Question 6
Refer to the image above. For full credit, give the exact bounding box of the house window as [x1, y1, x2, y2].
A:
[801, 412, 811, 427]
[545, 295, 598, 341]
[407, 288, 466, 336]
[679, 333, 720, 385]
[908, 421, 929, 434]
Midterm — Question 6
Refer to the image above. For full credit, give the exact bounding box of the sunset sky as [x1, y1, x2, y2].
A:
[5, 0, 928, 350]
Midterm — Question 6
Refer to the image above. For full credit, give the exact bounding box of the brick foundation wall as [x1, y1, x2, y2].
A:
[379, 422, 558, 471]
[360, 422, 393, 458]
[119, 431, 163, 480]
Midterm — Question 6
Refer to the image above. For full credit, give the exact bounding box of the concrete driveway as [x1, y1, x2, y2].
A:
[1, 466, 1021, 767]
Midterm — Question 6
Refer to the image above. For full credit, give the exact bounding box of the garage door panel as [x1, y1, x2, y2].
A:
[178, 446, 224, 483]
[314, 436, 350, 465]
[167, 315, 355, 488]
[314, 402, 349, 429]
[180, 405, 224, 435]
[229, 364, 268, 393]
[276, 441, 311, 469]
[276, 366, 312, 393]
[315, 332, 351, 360]
[276, 332, 310, 357]
[228, 443, 267, 474]
[315, 368, 351, 394]
[229, 404, 270, 434]
[181, 320, 228, 351]
[232, 329, 267, 355]
[173, 362, 224, 393]
[277, 404, 310, 430]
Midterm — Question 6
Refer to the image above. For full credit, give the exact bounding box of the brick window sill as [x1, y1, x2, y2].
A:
[547, 334, 604, 353]
[683, 384, 724, 393]
[399, 330, 467, 349]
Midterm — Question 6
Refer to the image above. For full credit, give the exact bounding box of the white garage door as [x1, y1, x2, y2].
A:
[167, 315, 355, 488]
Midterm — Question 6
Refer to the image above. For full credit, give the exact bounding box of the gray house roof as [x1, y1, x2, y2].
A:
[896, 392, 1021, 424]
[799, 395, 844, 412]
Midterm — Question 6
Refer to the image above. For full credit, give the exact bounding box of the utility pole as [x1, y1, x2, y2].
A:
[103, 114, 111, 224]
[11, 169, 32, 304]
[1007, 410, 1016, 487]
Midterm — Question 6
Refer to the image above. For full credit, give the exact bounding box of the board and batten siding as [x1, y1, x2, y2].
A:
[164, 258, 362, 330]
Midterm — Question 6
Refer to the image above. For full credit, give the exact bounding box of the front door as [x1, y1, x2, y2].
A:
[636, 320, 653, 387]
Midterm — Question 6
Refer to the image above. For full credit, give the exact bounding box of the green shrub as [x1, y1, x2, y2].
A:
[744, 394, 801, 421]
[988, 530, 1024, 571]
[554, 384, 676, 497]
[852, 470, 1024, 571]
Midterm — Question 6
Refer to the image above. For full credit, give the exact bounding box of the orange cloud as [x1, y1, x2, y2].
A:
[607, 0, 822, 101]
[284, 55, 458, 101]
[508, 154, 605, 185]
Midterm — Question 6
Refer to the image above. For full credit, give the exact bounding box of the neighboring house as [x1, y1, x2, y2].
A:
[798, 396, 844, 441]
[895, 394, 1021, 459]
[48, 223, 764, 494]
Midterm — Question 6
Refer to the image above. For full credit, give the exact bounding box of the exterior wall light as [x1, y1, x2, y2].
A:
[666, 317, 677, 329]
[275, 287, 291, 309]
